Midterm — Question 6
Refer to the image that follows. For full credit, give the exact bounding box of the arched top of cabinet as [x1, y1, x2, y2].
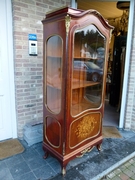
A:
[42, 6, 114, 30]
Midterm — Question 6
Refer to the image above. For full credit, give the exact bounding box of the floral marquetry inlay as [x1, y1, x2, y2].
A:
[69, 113, 101, 148]
[75, 116, 97, 139]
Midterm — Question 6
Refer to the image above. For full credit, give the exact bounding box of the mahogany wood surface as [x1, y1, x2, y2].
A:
[42, 6, 114, 175]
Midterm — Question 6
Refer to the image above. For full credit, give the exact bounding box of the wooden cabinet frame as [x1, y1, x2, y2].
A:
[42, 7, 113, 175]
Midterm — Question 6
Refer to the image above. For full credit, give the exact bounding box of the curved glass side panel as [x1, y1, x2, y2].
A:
[71, 24, 106, 116]
[46, 35, 62, 114]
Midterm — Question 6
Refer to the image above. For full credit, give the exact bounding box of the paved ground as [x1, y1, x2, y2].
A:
[0, 128, 135, 180]
[101, 156, 135, 180]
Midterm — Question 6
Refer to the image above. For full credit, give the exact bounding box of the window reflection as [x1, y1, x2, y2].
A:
[72, 25, 106, 116]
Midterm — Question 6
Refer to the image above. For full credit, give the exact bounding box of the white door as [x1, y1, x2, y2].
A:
[0, 0, 17, 141]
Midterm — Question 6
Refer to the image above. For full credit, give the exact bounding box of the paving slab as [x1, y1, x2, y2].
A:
[0, 128, 135, 180]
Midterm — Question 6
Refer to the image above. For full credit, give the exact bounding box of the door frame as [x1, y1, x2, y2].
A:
[5, 0, 17, 139]
[119, 0, 134, 128]
[71, 0, 135, 129]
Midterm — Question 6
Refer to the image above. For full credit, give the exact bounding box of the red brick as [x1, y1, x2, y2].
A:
[24, 80, 36, 84]
[15, 45, 22, 49]
[25, 111, 36, 115]
[24, 95, 36, 100]
[15, 72, 23, 76]
[36, 2, 48, 8]
[17, 100, 31, 105]
[18, 108, 30, 113]
[23, 63, 37, 67]
[13, 16, 21, 21]
[16, 85, 30, 88]
[13, 1, 28, 8]
[15, 63, 23, 67]
[16, 55, 23, 58]
[31, 68, 42, 71]
[13, 6, 21, 11]
[31, 76, 42, 79]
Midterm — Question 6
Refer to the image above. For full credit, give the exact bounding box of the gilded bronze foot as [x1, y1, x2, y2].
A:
[97, 144, 102, 151]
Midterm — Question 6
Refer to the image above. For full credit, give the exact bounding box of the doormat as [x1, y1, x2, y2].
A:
[102, 126, 122, 138]
[0, 139, 24, 160]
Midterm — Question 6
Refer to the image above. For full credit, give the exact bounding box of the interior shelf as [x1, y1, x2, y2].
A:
[72, 81, 100, 89]
[74, 57, 98, 60]
[47, 80, 100, 90]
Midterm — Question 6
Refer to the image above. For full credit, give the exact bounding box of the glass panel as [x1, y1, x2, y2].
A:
[72, 24, 105, 116]
[46, 35, 62, 113]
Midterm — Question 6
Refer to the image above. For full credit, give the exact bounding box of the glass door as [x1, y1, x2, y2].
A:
[71, 24, 106, 116]
[46, 35, 63, 114]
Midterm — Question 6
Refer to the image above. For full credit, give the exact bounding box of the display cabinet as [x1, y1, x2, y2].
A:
[42, 7, 113, 175]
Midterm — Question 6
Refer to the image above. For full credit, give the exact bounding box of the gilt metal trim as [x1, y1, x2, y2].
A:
[65, 14, 71, 36]
[76, 146, 94, 158]
[109, 29, 113, 43]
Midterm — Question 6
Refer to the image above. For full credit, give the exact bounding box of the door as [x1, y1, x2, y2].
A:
[76, 0, 134, 129]
[0, 0, 17, 140]
[109, 36, 127, 107]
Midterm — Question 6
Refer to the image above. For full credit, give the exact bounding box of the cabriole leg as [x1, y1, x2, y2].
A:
[97, 144, 102, 151]
[43, 151, 49, 159]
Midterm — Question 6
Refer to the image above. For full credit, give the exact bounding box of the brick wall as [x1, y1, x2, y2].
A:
[124, 10, 135, 131]
[12, 0, 71, 138]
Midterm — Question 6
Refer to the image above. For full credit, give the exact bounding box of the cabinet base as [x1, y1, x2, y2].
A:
[42, 136, 102, 175]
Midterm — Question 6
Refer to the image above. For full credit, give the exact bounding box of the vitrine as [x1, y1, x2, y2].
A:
[42, 7, 113, 175]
